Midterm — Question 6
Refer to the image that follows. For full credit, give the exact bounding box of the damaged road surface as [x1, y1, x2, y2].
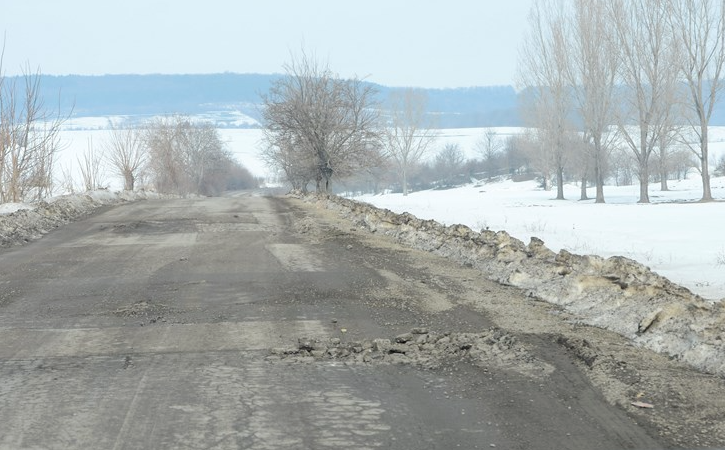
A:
[0, 195, 720, 449]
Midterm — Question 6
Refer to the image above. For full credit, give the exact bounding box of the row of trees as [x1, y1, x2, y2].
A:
[1, 44, 256, 202]
[263, 21, 722, 201]
[519, 0, 725, 203]
[338, 127, 697, 197]
[79, 116, 258, 196]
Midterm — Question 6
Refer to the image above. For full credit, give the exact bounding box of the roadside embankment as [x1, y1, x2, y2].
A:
[300, 192, 725, 377]
[0, 190, 164, 248]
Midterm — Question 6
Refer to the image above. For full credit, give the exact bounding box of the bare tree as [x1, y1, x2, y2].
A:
[607, 0, 683, 203]
[103, 124, 146, 190]
[668, 0, 725, 201]
[385, 88, 437, 196]
[143, 115, 245, 196]
[715, 154, 725, 176]
[0, 56, 66, 202]
[519, 128, 555, 190]
[502, 135, 531, 177]
[144, 116, 185, 194]
[261, 135, 316, 191]
[655, 113, 689, 191]
[176, 120, 224, 194]
[476, 129, 504, 180]
[435, 143, 465, 186]
[609, 145, 636, 186]
[566, 0, 620, 203]
[77, 137, 105, 191]
[262, 51, 383, 193]
[518, 0, 573, 199]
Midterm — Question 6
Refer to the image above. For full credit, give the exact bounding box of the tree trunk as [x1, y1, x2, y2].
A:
[660, 163, 669, 191]
[595, 174, 605, 203]
[593, 158, 604, 203]
[592, 133, 605, 203]
[638, 129, 650, 203]
[402, 167, 409, 196]
[659, 137, 669, 191]
[556, 166, 565, 200]
[580, 176, 589, 200]
[124, 170, 135, 191]
[638, 159, 650, 203]
[701, 124, 713, 201]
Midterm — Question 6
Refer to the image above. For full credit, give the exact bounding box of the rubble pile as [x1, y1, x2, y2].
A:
[270, 327, 555, 378]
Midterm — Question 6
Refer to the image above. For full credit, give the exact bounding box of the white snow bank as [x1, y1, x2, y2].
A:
[356, 175, 725, 301]
[0, 190, 166, 248]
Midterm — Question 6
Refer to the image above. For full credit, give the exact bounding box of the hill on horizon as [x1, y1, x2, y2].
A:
[26, 73, 521, 129]
[17, 72, 725, 129]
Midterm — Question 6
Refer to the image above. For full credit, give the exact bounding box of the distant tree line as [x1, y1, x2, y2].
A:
[261, 43, 707, 198]
[79, 115, 259, 196]
[1, 44, 259, 201]
[337, 128, 697, 197]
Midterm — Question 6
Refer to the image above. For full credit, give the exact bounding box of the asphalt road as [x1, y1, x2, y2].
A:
[0, 195, 664, 449]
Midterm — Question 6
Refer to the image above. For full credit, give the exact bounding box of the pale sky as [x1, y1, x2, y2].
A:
[1, 1, 533, 88]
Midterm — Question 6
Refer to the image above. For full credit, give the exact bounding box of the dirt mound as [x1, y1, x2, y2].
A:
[302, 193, 725, 377]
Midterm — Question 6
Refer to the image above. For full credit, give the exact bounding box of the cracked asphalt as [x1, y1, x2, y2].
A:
[0, 194, 674, 449]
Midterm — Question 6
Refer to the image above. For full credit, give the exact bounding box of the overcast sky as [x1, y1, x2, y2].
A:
[1, 1, 533, 88]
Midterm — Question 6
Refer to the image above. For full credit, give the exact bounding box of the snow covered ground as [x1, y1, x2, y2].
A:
[356, 176, 725, 301]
